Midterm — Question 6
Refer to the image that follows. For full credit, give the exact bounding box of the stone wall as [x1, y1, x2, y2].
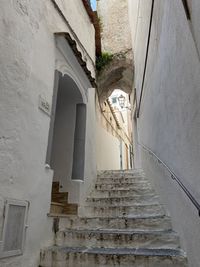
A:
[97, 0, 132, 54]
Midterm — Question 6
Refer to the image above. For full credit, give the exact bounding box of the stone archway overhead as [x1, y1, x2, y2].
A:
[97, 49, 134, 102]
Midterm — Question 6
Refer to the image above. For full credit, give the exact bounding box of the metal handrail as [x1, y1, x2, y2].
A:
[139, 142, 200, 217]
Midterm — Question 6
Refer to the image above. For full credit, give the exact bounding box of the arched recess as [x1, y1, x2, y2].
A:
[46, 71, 87, 185]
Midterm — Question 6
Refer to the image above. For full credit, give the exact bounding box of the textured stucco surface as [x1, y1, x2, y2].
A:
[128, 0, 200, 266]
[0, 0, 96, 266]
[46, 0, 95, 78]
[54, 0, 95, 60]
[186, 0, 200, 58]
[0, 1, 55, 266]
[96, 123, 121, 171]
[141, 149, 200, 267]
[96, 98, 132, 171]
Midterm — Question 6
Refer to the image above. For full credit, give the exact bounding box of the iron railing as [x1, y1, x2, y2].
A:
[139, 143, 200, 217]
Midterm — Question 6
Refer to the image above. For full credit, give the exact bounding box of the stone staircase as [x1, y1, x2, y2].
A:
[50, 182, 78, 215]
[40, 170, 188, 267]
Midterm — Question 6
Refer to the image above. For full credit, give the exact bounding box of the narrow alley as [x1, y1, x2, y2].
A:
[0, 0, 199, 267]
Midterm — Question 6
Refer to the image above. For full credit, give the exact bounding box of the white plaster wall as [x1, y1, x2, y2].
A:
[128, 0, 140, 50]
[141, 149, 200, 267]
[45, 1, 96, 78]
[186, 0, 200, 57]
[54, 0, 95, 61]
[0, 0, 96, 266]
[128, 0, 152, 104]
[95, 100, 131, 171]
[96, 124, 121, 171]
[0, 1, 55, 265]
[128, 0, 200, 266]
[80, 88, 97, 203]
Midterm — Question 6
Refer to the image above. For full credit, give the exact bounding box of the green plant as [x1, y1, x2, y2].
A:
[98, 16, 103, 34]
[96, 52, 113, 72]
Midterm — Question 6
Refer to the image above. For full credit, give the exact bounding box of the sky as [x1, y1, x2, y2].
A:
[90, 0, 96, 10]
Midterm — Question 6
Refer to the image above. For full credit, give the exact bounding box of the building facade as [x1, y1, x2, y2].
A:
[96, 0, 134, 171]
[96, 96, 133, 171]
[128, 1, 200, 266]
[0, 0, 97, 266]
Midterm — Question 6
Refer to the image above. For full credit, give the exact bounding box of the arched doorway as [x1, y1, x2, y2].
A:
[46, 71, 87, 214]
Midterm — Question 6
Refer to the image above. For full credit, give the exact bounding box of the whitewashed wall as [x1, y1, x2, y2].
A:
[96, 124, 121, 170]
[54, 0, 95, 60]
[128, 1, 200, 266]
[0, 0, 96, 266]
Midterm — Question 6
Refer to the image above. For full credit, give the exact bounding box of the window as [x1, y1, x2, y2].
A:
[112, 97, 117, 104]
[0, 199, 29, 258]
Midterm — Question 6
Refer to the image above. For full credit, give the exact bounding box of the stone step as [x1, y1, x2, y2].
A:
[95, 182, 152, 191]
[61, 214, 172, 231]
[52, 192, 69, 203]
[50, 202, 65, 214]
[95, 186, 153, 191]
[63, 203, 78, 215]
[50, 202, 78, 216]
[96, 177, 149, 184]
[56, 229, 180, 249]
[40, 246, 187, 267]
[97, 170, 145, 179]
[86, 195, 159, 206]
[93, 188, 155, 197]
[41, 170, 188, 266]
[97, 169, 144, 176]
[81, 203, 164, 217]
[97, 173, 145, 179]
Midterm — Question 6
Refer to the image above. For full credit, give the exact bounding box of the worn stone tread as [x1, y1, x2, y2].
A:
[86, 195, 159, 205]
[95, 187, 153, 191]
[61, 228, 176, 235]
[44, 246, 186, 257]
[95, 181, 150, 185]
[87, 194, 158, 200]
[84, 203, 162, 208]
[77, 214, 170, 220]
[41, 170, 188, 266]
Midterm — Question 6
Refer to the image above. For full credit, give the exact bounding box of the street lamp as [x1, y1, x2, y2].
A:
[118, 94, 125, 109]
